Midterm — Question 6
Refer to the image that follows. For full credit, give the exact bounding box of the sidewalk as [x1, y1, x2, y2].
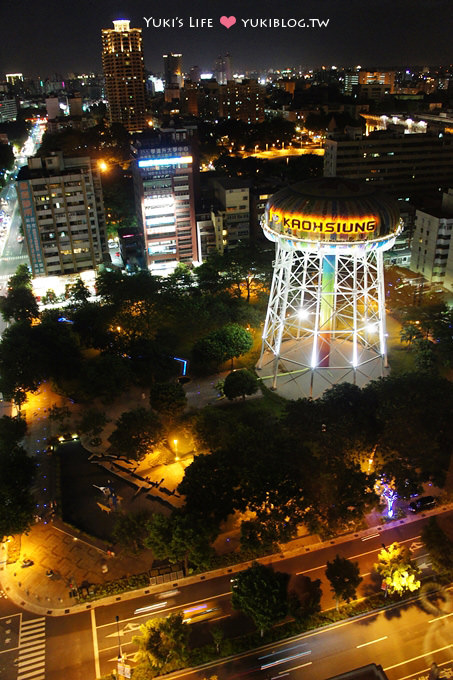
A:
[2, 499, 452, 617]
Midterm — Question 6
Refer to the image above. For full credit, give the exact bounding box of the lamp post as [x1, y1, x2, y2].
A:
[173, 439, 179, 461]
[115, 615, 123, 661]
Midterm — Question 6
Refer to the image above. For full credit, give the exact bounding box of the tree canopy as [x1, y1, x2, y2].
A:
[374, 542, 421, 596]
[326, 555, 362, 608]
[0, 416, 35, 541]
[231, 562, 290, 636]
[132, 613, 190, 676]
[223, 369, 259, 400]
[108, 408, 163, 460]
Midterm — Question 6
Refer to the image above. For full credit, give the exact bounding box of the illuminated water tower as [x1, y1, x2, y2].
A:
[258, 177, 401, 399]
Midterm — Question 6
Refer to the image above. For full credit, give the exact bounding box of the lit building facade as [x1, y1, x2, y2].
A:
[101, 19, 146, 132]
[410, 190, 453, 288]
[219, 80, 265, 123]
[16, 153, 107, 277]
[133, 128, 198, 273]
[196, 178, 251, 260]
[324, 131, 453, 198]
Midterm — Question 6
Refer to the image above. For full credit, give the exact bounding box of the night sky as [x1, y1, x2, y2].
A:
[1, 0, 452, 77]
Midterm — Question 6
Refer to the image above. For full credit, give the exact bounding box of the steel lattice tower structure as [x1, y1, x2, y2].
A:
[258, 178, 402, 398]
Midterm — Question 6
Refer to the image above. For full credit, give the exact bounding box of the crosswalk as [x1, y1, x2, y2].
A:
[17, 617, 46, 680]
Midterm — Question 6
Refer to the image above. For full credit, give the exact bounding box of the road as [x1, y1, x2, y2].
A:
[0, 502, 452, 680]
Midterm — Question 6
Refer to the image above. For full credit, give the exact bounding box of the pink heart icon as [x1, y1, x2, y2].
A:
[220, 15, 236, 29]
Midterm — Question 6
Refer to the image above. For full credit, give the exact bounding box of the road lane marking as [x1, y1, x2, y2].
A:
[17, 670, 45, 680]
[429, 612, 453, 623]
[384, 643, 453, 671]
[362, 533, 380, 541]
[284, 661, 312, 672]
[296, 536, 421, 575]
[91, 608, 101, 680]
[395, 658, 453, 680]
[357, 636, 388, 648]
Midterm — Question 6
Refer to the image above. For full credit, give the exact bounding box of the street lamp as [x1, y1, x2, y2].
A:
[173, 439, 179, 461]
[115, 615, 123, 661]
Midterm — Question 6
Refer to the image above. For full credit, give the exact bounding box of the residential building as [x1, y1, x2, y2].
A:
[101, 19, 147, 132]
[219, 80, 265, 123]
[196, 177, 251, 261]
[324, 130, 453, 198]
[16, 152, 107, 277]
[133, 127, 198, 273]
[163, 53, 183, 87]
[410, 190, 453, 289]
[214, 54, 232, 85]
[0, 98, 17, 122]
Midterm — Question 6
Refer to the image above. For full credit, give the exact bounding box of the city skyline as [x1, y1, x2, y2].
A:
[1, 0, 452, 78]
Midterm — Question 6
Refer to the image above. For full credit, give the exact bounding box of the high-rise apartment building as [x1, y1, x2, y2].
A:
[196, 178, 251, 261]
[101, 19, 146, 132]
[16, 152, 107, 277]
[219, 80, 265, 123]
[163, 53, 183, 87]
[410, 191, 453, 289]
[324, 130, 453, 198]
[214, 54, 232, 85]
[133, 127, 198, 273]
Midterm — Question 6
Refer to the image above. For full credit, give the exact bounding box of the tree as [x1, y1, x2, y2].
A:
[210, 625, 224, 654]
[0, 445, 35, 541]
[112, 511, 151, 554]
[108, 408, 163, 460]
[0, 143, 14, 173]
[149, 382, 187, 420]
[192, 323, 253, 369]
[78, 408, 108, 437]
[375, 542, 421, 596]
[0, 415, 26, 448]
[326, 555, 362, 609]
[421, 518, 453, 578]
[145, 511, 217, 572]
[223, 369, 259, 400]
[0, 287, 39, 323]
[66, 278, 90, 305]
[231, 562, 290, 636]
[288, 575, 322, 620]
[400, 322, 424, 345]
[132, 613, 190, 675]
[7, 264, 33, 290]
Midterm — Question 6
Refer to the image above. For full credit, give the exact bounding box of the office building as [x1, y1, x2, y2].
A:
[163, 53, 183, 87]
[133, 127, 198, 273]
[101, 19, 146, 132]
[324, 130, 453, 198]
[358, 70, 395, 93]
[16, 152, 107, 277]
